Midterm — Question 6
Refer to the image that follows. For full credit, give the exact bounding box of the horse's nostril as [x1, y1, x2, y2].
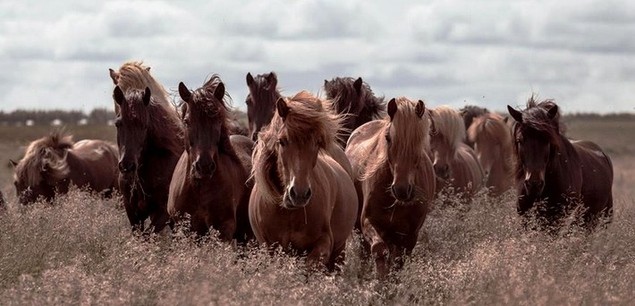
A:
[304, 188, 312, 199]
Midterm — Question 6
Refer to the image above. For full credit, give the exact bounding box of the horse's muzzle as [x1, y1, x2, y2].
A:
[284, 186, 312, 208]
[391, 183, 414, 202]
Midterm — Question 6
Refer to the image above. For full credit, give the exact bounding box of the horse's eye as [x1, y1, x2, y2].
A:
[385, 134, 391, 143]
[278, 138, 287, 147]
[114, 119, 122, 127]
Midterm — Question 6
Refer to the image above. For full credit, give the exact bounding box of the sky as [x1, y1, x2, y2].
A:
[0, 0, 634, 114]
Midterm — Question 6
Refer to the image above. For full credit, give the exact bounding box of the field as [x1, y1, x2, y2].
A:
[1, 118, 634, 305]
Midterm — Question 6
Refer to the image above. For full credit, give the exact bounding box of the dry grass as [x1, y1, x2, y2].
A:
[0, 118, 634, 305]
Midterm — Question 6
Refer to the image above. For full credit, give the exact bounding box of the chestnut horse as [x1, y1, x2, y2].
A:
[168, 76, 253, 242]
[246, 72, 354, 178]
[12, 131, 118, 205]
[249, 91, 358, 271]
[323, 77, 385, 147]
[459, 105, 489, 148]
[467, 112, 515, 196]
[245, 72, 282, 141]
[429, 106, 484, 197]
[507, 98, 613, 229]
[113, 83, 184, 233]
[346, 97, 436, 279]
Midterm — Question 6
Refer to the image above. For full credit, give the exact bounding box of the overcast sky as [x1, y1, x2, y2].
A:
[1, 0, 634, 114]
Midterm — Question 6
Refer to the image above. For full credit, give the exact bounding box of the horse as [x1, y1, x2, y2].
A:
[323, 77, 385, 147]
[12, 131, 118, 205]
[113, 81, 184, 233]
[246, 72, 354, 179]
[459, 105, 489, 147]
[245, 72, 282, 141]
[428, 106, 485, 198]
[507, 98, 613, 229]
[167, 76, 254, 242]
[249, 91, 358, 271]
[467, 112, 515, 196]
[345, 97, 436, 279]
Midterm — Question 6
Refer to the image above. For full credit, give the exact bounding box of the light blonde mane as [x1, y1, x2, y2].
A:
[252, 91, 343, 203]
[467, 112, 514, 173]
[14, 131, 74, 186]
[113, 61, 173, 114]
[429, 105, 466, 155]
[362, 97, 432, 180]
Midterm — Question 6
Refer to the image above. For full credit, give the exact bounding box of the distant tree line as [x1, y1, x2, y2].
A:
[0, 108, 116, 126]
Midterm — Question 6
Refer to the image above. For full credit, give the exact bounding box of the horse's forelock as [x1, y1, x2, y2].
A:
[279, 91, 342, 149]
[431, 106, 466, 154]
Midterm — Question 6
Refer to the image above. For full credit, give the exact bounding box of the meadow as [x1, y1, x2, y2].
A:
[1, 117, 634, 305]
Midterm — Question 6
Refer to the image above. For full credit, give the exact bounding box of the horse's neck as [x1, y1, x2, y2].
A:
[544, 136, 581, 191]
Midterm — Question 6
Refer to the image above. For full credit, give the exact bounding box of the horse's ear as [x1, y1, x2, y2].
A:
[246, 72, 254, 87]
[9, 159, 17, 167]
[109, 68, 119, 85]
[353, 77, 363, 94]
[507, 105, 523, 123]
[547, 104, 559, 120]
[324, 79, 329, 88]
[214, 82, 225, 102]
[143, 87, 151, 106]
[503, 116, 509, 124]
[276, 97, 290, 119]
[415, 100, 426, 118]
[267, 72, 277, 89]
[113, 86, 125, 106]
[387, 98, 397, 121]
[178, 82, 191, 102]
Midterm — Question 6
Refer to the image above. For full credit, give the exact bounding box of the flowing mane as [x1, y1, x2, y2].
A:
[324, 77, 385, 120]
[429, 106, 466, 155]
[252, 91, 342, 203]
[112, 61, 173, 112]
[468, 112, 513, 158]
[14, 131, 74, 186]
[362, 97, 431, 181]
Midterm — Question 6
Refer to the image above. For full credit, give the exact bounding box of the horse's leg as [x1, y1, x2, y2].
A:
[122, 186, 145, 233]
[362, 217, 389, 279]
[306, 233, 333, 272]
[217, 218, 237, 243]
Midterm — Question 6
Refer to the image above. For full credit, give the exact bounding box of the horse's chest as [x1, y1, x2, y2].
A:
[267, 212, 324, 250]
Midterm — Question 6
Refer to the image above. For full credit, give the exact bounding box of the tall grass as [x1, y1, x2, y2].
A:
[1, 188, 634, 305]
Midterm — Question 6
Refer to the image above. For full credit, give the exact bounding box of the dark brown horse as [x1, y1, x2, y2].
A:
[245, 72, 282, 141]
[459, 105, 489, 147]
[467, 112, 515, 196]
[249, 91, 358, 271]
[346, 97, 436, 279]
[323, 77, 385, 147]
[113, 83, 184, 233]
[12, 131, 118, 205]
[507, 98, 613, 229]
[167, 76, 253, 242]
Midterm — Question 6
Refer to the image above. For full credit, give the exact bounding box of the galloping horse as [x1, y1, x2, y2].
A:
[245, 72, 282, 141]
[429, 106, 484, 197]
[111, 63, 184, 233]
[507, 98, 613, 229]
[323, 77, 385, 147]
[12, 131, 118, 205]
[249, 91, 358, 271]
[168, 76, 253, 242]
[346, 97, 436, 279]
[467, 112, 515, 196]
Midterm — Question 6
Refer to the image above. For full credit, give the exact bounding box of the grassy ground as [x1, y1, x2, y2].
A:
[0, 118, 634, 305]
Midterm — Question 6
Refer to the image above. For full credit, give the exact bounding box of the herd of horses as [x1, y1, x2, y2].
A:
[9, 61, 614, 278]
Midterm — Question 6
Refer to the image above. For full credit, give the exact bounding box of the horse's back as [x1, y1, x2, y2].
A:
[70, 139, 119, 191]
[571, 140, 613, 214]
[230, 135, 254, 175]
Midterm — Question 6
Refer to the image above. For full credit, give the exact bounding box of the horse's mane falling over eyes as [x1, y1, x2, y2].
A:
[324, 77, 385, 119]
[14, 130, 74, 186]
[429, 106, 466, 154]
[251, 91, 343, 203]
[362, 97, 431, 181]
